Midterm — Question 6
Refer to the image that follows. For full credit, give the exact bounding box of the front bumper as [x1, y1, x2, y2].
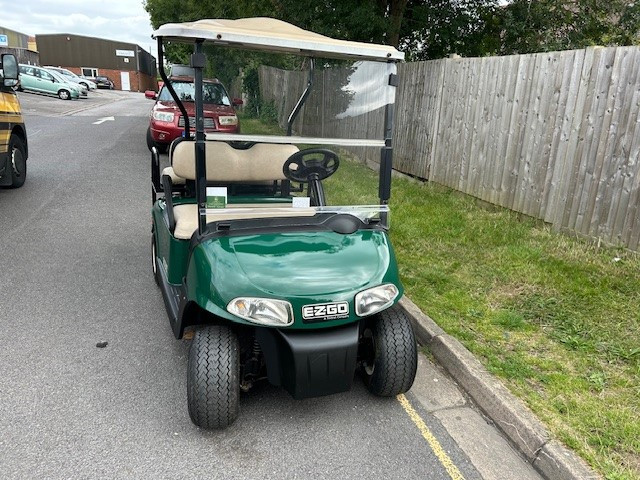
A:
[255, 322, 359, 399]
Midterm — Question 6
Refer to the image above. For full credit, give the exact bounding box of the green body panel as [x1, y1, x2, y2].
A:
[185, 229, 403, 330]
[153, 198, 403, 330]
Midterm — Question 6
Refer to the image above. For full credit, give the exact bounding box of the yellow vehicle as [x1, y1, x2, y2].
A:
[0, 54, 27, 188]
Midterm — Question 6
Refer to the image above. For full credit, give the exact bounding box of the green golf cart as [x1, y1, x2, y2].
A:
[151, 18, 417, 429]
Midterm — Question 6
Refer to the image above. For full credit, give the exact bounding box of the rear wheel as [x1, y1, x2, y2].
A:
[8, 135, 26, 188]
[361, 305, 417, 396]
[58, 89, 71, 100]
[187, 325, 240, 429]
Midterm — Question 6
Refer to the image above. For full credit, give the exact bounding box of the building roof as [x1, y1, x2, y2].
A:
[153, 17, 403, 62]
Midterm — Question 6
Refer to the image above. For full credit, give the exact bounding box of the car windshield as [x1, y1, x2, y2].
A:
[61, 69, 78, 78]
[48, 70, 69, 84]
[158, 81, 231, 106]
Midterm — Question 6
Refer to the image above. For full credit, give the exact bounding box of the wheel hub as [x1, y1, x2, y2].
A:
[11, 147, 24, 177]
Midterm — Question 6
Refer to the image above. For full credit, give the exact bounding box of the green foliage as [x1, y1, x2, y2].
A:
[500, 0, 640, 54]
[401, 0, 503, 60]
[144, 0, 640, 65]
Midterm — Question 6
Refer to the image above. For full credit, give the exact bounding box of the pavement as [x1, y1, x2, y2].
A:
[0, 89, 597, 479]
[399, 297, 600, 480]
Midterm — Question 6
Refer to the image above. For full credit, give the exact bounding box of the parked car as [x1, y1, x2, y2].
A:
[18, 64, 80, 100]
[145, 75, 241, 152]
[0, 54, 28, 188]
[45, 66, 97, 90]
[46, 69, 87, 97]
[94, 76, 114, 89]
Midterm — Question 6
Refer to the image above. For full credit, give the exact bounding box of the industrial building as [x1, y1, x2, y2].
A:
[0, 26, 39, 64]
[36, 33, 156, 92]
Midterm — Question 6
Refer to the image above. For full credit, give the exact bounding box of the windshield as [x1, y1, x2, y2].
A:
[61, 68, 79, 78]
[158, 81, 231, 106]
[48, 70, 71, 85]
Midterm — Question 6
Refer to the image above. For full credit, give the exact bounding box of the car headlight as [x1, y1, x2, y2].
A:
[227, 297, 293, 327]
[153, 111, 175, 122]
[355, 284, 399, 317]
[218, 115, 238, 126]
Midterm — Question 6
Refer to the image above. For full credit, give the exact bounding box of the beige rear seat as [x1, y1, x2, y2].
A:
[164, 140, 299, 184]
[164, 140, 308, 239]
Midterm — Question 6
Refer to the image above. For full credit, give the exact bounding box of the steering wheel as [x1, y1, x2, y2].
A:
[283, 149, 340, 183]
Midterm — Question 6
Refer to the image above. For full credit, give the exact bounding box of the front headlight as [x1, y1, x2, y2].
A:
[153, 111, 175, 122]
[227, 297, 293, 327]
[218, 115, 238, 126]
[355, 284, 399, 317]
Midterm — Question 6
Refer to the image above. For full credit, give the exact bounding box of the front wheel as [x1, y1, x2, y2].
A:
[58, 89, 71, 100]
[361, 305, 418, 396]
[8, 135, 27, 188]
[187, 325, 240, 429]
[146, 127, 167, 153]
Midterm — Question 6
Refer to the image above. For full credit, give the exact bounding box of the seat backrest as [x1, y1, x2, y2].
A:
[170, 140, 299, 182]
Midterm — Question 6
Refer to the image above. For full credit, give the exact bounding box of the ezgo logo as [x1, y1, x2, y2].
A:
[302, 302, 349, 322]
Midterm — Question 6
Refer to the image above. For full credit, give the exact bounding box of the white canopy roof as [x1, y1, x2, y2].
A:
[152, 18, 404, 62]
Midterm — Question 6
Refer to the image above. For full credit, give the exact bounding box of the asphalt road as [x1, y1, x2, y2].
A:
[0, 90, 542, 479]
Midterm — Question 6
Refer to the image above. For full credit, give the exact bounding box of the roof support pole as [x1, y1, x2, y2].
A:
[379, 101, 395, 204]
[191, 40, 207, 235]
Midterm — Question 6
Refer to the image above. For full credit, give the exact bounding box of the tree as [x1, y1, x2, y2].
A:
[143, 0, 502, 62]
[400, 0, 502, 60]
[499, 0, 640, 55]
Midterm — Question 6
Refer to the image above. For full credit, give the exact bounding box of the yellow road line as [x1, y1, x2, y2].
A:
[397, 394, 465, 480]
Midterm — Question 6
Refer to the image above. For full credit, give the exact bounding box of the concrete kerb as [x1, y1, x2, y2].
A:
[398, 296, 601, 480]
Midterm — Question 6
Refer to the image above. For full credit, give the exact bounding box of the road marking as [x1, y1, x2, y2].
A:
[93, 116, 114, 125]
[397, 394, 465, 480]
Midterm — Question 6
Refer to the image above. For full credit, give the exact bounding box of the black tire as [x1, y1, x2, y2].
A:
[79, 82, 89, 89]
[146, 127, 167, 154]
[8, 135, 27, 188]
[58, 89, 71, 100]
[151, 232, 160, 286]
[187, 325, 240, 429]
[361, 305, 418, 396]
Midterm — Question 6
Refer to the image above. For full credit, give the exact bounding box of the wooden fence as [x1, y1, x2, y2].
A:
[259, 46, 640, 250]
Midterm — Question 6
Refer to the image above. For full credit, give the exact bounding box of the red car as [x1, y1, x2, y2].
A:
[146, 75, 241, 152]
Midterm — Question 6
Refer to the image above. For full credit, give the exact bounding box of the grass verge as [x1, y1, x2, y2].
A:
[239, 113, 639, 479]
[327, 157, 640, 480]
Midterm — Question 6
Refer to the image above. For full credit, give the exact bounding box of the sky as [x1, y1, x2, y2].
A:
[0, 0, 157, 57]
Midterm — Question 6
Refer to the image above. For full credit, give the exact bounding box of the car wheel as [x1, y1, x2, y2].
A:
[187, 325, 240, 429]
[8, 135, 27, 188]
[361, 305, 417, 397]
[151, 232, 160, 286]
[146, 127, 167, 154]
[58, 89, 71, 100]
[79, 82, 88, 89]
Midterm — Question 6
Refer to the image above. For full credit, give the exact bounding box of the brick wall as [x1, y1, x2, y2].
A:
[63, 66, 157, 92]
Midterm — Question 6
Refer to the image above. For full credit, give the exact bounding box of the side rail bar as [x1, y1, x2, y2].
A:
[286, 58, 314, 136]
[151, 146, 162, 203]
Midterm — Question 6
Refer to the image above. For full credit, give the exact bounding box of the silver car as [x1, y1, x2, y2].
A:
[45, 66, 96, 91]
